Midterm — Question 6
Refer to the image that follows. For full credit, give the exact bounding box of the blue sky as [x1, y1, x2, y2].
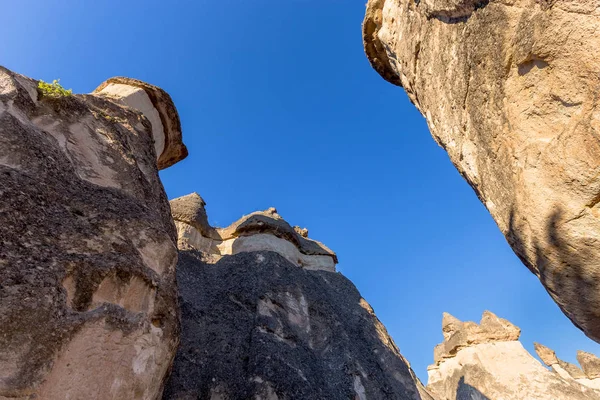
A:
[5, 0, 600, 381]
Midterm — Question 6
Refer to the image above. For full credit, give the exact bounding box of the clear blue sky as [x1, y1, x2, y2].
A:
[4, 0, 600, 381]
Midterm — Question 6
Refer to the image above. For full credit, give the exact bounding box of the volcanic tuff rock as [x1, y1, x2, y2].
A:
[0, 67, 186, 399]
[163, 196, 434, 400]
[170, 192, 338, 272]
[535, 343, 600, 390]
[428, 312, 600, 400]
[363, 0, 600, 341]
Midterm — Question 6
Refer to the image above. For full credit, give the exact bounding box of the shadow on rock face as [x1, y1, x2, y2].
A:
[363, 0, 600, 341]
[507, 206, 600, 342]
[456, 377, 491, 400]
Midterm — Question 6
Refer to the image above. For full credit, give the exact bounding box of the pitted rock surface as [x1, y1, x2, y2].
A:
[0, 67, 185, 399]
[363, 0, 600, 342]
[163, 250, 433, 400]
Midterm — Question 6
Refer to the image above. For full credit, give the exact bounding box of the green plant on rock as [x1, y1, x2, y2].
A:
[38, 79, 72, 98]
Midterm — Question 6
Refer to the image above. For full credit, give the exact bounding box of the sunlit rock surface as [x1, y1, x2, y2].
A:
[427, 312, 600, 399]
[170, 193, 338, 272]
[363, 0, 600, 342]
[0, 67, 186, 399]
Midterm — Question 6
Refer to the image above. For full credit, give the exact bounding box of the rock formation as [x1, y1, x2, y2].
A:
[163, 194, 434, 400]
[170, 192, 338, 272]
[0, 67, 186, 399]
[363, 1, 600, 341]
[427, 312, 600, 399]
[535, 343, 600, 390]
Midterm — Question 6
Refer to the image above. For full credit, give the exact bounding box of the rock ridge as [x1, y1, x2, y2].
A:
[170, 192, 338, 272]
[535, 343, 600, 389]
[427, 311, 600, 399]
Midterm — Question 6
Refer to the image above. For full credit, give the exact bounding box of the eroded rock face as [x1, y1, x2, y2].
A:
[428, 312, 600, 399]
[363, 0, 600, 341]
[0, 67, 186, 399]
[163, 198, 433, 400]
[535, 344, 600, 390]
[170, 193, 338, 272]
[433, 311, 520, 365]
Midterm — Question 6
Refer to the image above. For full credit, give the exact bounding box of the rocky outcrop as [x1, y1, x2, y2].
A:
[363, 1, 600, 341]
[94, 77, 188, 169]
[535, 343, 600, 390]
[163, 196, 433, 400]
[0, 67, 186, 399]
[170, 192, 338, 272]
[432, 311, 520, 366]
[427, 312, 600, 399]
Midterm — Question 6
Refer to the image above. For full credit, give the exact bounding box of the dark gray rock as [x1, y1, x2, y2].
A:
[163, 250, 432, 400]
[0, 66, 184, 399]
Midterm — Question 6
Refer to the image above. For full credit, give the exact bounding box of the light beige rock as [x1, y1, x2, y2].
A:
[428, 342, 600, 400]
[535, 342, 559, 366]
[170, 193, 338, 272]
[0, 67, 185, 399]
[428, 312, 600, 399]
[578, 350, 600, 379]
[534, 343, 600, 390]
[363, 0, 600, 341]
[434, 311, 520, 364]
[94, 77, 188, 169]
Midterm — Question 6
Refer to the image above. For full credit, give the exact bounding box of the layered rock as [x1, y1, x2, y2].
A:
[363, 0, 600, 341]
[170, 192, 338, 272]
[535, 343, 600, 390]
[0, 67, 186, 399]
[427, 312, 600, 399]
[163, 195, 433, 400]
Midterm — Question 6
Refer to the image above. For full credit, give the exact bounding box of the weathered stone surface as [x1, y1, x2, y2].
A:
[363, 0, 600, 341]
[535, 342, 559, 366]
[94, 77, 188, 169]
[163, 250, 433, 400]
[534, 343, 600, 389]
[434, 311, 520, 364]
[171, 193, 338, 272]
[578, 350, 600, 379]
[170, 192, 219, 239]
[0, 67, 184, 399]
[428, 312, 600, 399]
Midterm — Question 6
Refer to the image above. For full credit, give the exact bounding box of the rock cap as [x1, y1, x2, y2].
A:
[94, 77, 188, 169]
[434, 311, 520, 365]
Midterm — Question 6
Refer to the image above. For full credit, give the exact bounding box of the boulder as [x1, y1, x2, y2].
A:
[363, 0, 600, 341]
[0, 67, 186, 399]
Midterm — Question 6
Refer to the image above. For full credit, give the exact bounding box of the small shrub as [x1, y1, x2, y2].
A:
[38, 79, 72, 98]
